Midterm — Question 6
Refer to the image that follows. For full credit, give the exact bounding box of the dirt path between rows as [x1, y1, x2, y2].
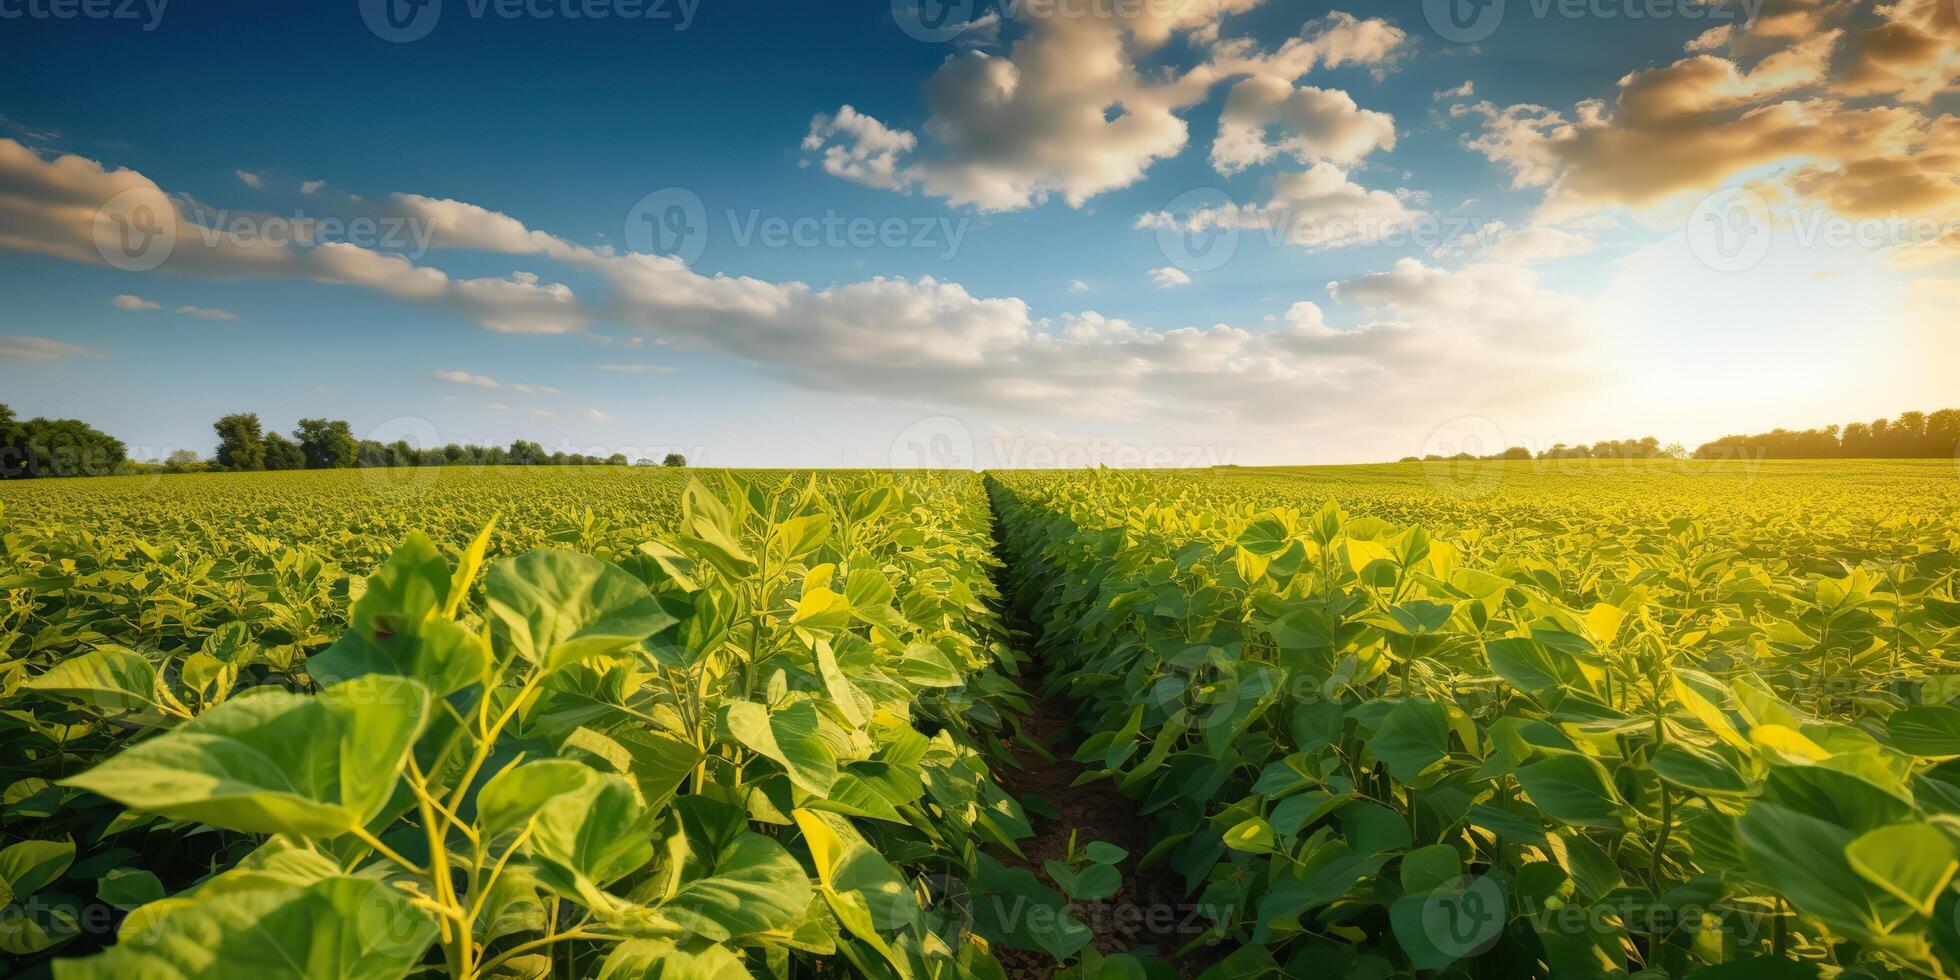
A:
[988, 670, 1222, 979]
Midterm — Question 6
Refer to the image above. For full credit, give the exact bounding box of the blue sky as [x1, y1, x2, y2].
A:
[1, 0, 1954, 466]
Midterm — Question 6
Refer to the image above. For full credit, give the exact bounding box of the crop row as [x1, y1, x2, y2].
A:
[3, 471, 1054, 978]
[988, 468, 1960, 978]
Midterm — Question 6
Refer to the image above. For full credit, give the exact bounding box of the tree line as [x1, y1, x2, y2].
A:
[1402, 436, 1687, 463]
[0, 404, 685, 480]
[1691, 407, 1960, 460]
[206, 414, 686, 472]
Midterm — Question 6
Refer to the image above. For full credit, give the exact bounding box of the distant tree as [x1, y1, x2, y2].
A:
[507, 440, 547, 466]
[163, 449, 205, 473]
[294, 418, 358, 469]
[213, 413, 267, 471]
[1498, 446, 1533, 460]
[0, 413, 128, 479]
[606, 453, 629, 466]
[662, 452, 687, 467]
[263, 431, 307, 470]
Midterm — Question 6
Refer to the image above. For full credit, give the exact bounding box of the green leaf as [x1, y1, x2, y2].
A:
[596, 940, 756, 979]
[486, 549, 677, 673]
[1648, 743, 1750, 796]
[1368, 698, 1451, 785]
[0, 839, 74, 901]
[1400, 844, 1463, 894]
[1887, 706, 1960, 757]
[96, 868, 165, 911]
[23, 647, 161, 713]
[1223, 817, 1276, 854]
[61, 676, 432, 837]
[1485, 637, 1583, 695]
[530, 770, 655, 895]
[1845, 821, 1958, 916]
[721, 700, 838, 796]
[658, 798, 810, 942]
[1737, 802, 1911, 942]
[50, 876, 436, 980]
[1515, 752, 1626, 830]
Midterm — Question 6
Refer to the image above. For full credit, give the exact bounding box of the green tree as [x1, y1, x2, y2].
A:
[293, 418, 357, 469]
[662, 452, 687, 467]
[262, 431, 306, 470]
[212, 413, 267, 471]
[0, 413, 128, 479]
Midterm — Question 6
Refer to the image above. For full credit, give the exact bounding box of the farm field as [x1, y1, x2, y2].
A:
[3, 461, 1960, 978]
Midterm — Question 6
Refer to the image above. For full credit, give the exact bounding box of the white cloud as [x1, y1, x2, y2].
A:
[803, 8, 1408, 210]
[235, 169, 262, 188]
[434, 370, 561, 395]
[802, 106, 917, 192]
[300, 180, 325, 195]
[1435, 81, 1475, 100]
[1211, 77, 1396, 173]
[1137, 162, 1419, 252]
[1149, 266, 1192, 288]
[176, 304, 240, 321]
[585, 408, 608, 421]
[112, 293, 159, 311]
[1068, 279, 1090, 293]
[0, 335, 104, 360]
[595, 362, 678, 374]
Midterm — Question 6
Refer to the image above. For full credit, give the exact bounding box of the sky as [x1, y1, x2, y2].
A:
[0, 0, 1954, 467]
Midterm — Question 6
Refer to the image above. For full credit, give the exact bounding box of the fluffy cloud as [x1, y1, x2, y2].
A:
[802, 8, 1408, 210]
[175, 304, 239, 320]
[1136, 162, 1419, 251]
[0, 335, 104, 360]
[0, 136, 1589, 431]
[1456, 5, 1954, 229]
[801, 106, 917, 192]
[1212, 77, 1396, 173]
[111, 293, 159, 310]
[235, 169, 262, 188]
[0, 140, 588, 335]
[1149, 266, 1191, 288]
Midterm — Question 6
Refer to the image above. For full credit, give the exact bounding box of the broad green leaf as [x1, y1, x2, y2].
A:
[530, 770, 655, 896]
[596, 939, 756, 979]
[1368, 698, 1451, 785]
[51, 877, 436, 980]
[1516, 752, 1625, 830]
[96, 868, 165, 910]
[1737, 802, 1912, 942]
[1845, 821, 1958, 916]
[659, 798, 810, 942]
[722, 700, 838, 796]
[1648, 743, 1750, 796]
[486, 549, 677, 673]
[24, 647, 161, 714]
[61, 676, 431, 837]
[0, 838, 74, 901]
[1887, 706, 1960, 757]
